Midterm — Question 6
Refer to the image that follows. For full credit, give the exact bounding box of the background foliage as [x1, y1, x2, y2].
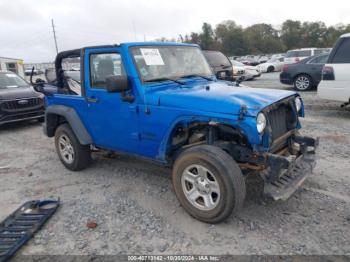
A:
[167, 20, 350, 55]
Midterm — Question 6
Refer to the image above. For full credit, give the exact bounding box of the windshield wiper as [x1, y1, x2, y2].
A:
[144, 77, 185, 85]
[179, 74, 214, 81]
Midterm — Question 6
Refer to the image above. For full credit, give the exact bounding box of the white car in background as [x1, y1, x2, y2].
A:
[318, 33, 350, 106]
[258, 57, 284, 73]
[231, 60, 261, 80]
[284, 48, 331, 64]
[271, 53, 285, 60]
[230, 60, 246, 79]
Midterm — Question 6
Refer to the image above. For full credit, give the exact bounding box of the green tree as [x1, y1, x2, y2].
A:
[281, 20, 303, 49]
[215, 20, 247, 56]
[300, 21, 328, 47]
[323, 24, 345, 47]
[199, 23, 216, 50]
[158, 19, 349, 56]
[244, 23, 284, 54]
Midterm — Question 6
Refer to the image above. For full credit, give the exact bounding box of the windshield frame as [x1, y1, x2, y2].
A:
[129, 45, 214, 85]
[0, 72, 29, 89]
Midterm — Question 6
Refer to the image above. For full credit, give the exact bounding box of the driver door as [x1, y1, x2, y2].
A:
[83, 48, 139, 153]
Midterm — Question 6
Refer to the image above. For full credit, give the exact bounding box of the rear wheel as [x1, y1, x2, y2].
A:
[54, 123, 91, 171]
[294, 74, 313, 91]
[172, 145, 246, 223]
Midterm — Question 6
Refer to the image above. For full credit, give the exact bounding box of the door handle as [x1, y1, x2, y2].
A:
[87, 97, 98, 103]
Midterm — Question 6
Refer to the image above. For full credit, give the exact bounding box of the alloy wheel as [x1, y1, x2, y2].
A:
[295, 76, 310, 90]
[58, 134, 75, 164]
[181, 164, 221, 211]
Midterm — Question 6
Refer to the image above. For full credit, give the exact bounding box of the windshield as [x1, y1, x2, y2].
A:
[286, 50, 312, 58]
[203, 51, 231, 67]
[0, 72, 28, 89]
[231, 60, 244, 67]
[267, 58, 279, 63]
[131, 46, 213, 83]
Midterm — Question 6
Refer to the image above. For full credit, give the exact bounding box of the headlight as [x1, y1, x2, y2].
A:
[295, 97, 302, 112]
[256, 112, 266, 133]
[38, 93, 45, 99]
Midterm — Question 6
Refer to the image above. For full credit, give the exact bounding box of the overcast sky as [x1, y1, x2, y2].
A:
[1, 0, 349, 63]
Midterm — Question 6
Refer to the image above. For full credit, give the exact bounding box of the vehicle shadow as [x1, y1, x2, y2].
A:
[93, 151, 267, 208]
[0, 120, 42, 133]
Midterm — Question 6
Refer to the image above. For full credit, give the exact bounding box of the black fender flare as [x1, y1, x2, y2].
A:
[44, 105, 92, 145]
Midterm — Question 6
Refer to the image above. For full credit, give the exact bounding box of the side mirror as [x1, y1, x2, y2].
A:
[105, 75, 130, 93]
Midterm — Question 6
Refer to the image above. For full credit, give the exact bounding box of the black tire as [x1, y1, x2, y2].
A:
[54, 123, 91, 171]
[267, 66, 275, 73]
[172, 145, 246, 223]
[293, 74, 313, 91]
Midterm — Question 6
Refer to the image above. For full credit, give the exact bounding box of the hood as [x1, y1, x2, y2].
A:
[233, 66, 245, 70]
[244, 65, 257, 70]
[145, 82, 296, 117]
[0, 85, 40, 100]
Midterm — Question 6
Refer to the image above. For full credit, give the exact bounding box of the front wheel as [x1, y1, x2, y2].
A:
[54, 123, 91, 171]
[267, 66, 275, 73]
[172, 145, 246, 223]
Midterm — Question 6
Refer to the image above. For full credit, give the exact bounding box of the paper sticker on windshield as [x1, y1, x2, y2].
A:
[6, 74, 16, 78]
[140, 48, 164, 66]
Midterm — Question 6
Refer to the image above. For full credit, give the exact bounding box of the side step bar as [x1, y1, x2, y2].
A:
[0, 199, 60, 262]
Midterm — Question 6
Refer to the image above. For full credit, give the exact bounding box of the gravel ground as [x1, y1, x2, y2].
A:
[1, 72, 350, 256]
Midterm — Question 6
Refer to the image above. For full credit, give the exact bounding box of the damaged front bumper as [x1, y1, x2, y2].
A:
[261, 135, 318, 201]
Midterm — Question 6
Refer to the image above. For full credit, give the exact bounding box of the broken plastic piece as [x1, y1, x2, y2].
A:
[0, 199, 60, 262]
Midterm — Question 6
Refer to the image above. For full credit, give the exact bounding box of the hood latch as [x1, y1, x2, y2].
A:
[239, 104, 248, 120]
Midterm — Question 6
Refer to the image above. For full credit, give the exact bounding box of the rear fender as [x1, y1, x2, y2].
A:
[44, 105, 92, 145]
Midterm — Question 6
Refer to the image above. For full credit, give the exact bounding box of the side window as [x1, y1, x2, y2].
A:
[308, 55, 328, 64]
[62, 57, 81, 96]
[308, 57, 318, 64]
[299, 50, 312, 57]
[314, 49, 324, 56]
[90, 53, 125, 88]
[6, 63, 18, 74]
[317, 55, 329, 64]
[331, 38, 350, 63]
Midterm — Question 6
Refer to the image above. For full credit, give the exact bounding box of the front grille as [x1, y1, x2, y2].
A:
[267, 104, 288, 141]
[0, 97, 43, 112]
[0, 110, 44, 123]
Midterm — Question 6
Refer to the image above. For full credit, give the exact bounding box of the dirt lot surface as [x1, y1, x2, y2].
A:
[1, 73, 350, 256]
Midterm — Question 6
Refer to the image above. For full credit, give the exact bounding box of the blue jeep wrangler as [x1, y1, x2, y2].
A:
[36, 42, 317, 223]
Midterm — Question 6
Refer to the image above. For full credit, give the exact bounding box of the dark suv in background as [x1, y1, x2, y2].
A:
[0, 71, 45, 125]
[203, 50, 235, 81]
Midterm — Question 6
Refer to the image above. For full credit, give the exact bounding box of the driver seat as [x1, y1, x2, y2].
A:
[96, 59, 114, 82]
